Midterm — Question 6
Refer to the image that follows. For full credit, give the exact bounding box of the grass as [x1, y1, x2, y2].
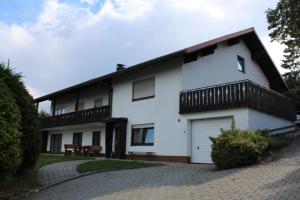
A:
[0, 154, 92, 200]
[0, 170, 39, 200]
[77, 160, 158, 174]
[35, 154, 92, 169]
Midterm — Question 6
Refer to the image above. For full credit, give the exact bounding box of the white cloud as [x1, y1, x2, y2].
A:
[171, 0, 226, 19]
[0, 0, 283, 106]
[80, 0, 100, 5]
[102, 0, 152, 19]
[31, 0, 92, 35]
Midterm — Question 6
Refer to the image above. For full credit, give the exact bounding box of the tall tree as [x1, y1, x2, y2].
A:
[266, 0, 300, 109]
[266, 0, 300, 72]
[0, 62, 41, 172]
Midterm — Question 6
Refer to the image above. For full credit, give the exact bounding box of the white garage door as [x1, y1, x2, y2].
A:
[191, 117, 232, 163]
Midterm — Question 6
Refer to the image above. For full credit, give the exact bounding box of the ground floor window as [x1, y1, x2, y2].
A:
[92, 131, 101, 145]
[73, 132, 82, 145]
[131, 124, 154, 146]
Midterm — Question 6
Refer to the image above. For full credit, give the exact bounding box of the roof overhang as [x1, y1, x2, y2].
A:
[35, 27, 287, 103]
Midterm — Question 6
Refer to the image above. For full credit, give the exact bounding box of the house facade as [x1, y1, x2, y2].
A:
[36, 28, 296, 163]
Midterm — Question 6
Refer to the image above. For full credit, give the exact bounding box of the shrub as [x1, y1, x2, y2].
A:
[0, 79, 22, 180]
[0, 63, 41, 172]
[210, 124, 269, 169]
[265, 136, 289, 150]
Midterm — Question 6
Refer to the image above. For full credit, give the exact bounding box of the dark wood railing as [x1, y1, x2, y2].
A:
[41, 106, 110, 128]
[179, 80, 296, 121]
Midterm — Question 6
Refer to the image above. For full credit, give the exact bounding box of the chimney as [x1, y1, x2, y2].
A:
[116, 64, 126, 71]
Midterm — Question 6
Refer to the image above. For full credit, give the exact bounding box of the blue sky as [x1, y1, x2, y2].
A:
[0, 0, 105, 23]
[0, 0, 285, 111]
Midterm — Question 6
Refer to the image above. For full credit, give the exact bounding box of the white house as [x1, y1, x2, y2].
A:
[35, 28, 296, 163]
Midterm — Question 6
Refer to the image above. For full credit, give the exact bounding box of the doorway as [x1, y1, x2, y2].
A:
[50, 134, 62, 154]
[105, 119, 127, 159]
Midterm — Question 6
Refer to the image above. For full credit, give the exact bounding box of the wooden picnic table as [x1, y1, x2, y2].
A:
[64, 144, 82, 156]
[64, 144, 101, 157]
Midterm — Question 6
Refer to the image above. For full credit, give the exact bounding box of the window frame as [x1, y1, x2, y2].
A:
[237, 55, 246, 73]
[77, 102, 85, 111]
[94, 98, 103, 108]
[131, 124, 154, 146]
[132, 77, 155, 102]
[55, 107, 65, 115]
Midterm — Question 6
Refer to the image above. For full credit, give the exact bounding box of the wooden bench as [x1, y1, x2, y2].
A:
[86, 145, 102, 157]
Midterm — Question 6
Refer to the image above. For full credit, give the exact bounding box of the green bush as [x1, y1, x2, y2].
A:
[0, 79, 22, 180]
[0, 63, 41, 172]
[210, 125, 269, 170]
[265, 136, 289, 150]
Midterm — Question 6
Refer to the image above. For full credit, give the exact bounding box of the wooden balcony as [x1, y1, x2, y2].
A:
[179, 80, 296, 121]
[41, 106, 110, 129]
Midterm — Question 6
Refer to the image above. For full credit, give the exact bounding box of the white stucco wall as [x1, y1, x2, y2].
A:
[112, 58, 186, 156]
[248, 109, 293, 131]
[182, 41, 270, 90]
[46, 125, 106, 153]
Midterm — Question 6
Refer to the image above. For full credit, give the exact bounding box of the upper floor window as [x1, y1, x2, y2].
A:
[55, 107, 65, 115]
[237, 55, 245, 73]
[132, 77, 155, 101]
[94, 98, 103, 108]
[131, 124, 154, 146]
[78, 102, 85, 111]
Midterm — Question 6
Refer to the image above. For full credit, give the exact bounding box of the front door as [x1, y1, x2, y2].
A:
[105, 119, 127, 159]
[41, 131, 48, 153]
[50, 134, 62, 154]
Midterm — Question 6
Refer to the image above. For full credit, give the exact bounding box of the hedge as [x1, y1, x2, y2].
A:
[0, 63, 41, 173]
[0, 79, 22, 180]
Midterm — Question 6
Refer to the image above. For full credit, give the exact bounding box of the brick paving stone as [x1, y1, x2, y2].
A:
[38, 160, 89, 185]
[29, 139, 300, 200]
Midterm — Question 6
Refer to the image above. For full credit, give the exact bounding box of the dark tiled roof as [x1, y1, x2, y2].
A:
[35, 27, 287, 102]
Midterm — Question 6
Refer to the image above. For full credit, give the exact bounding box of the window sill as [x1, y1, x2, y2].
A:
[131, 143, 154, 146]
[132, 96, 155, 102]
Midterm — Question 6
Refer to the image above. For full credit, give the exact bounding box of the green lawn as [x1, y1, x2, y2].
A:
[35, 154, 92, 169]
[77, 160, 158, 174]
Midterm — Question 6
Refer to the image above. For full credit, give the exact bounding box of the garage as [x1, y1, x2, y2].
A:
[191, 117, 233, 163]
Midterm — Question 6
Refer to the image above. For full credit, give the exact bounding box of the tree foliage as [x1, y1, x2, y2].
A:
[282, 71, 300, 109]
[0, 79, 22, 180]
[266, 0, 300, 109]
[0, 62, 41, 172]
[266, 0, 300, 71]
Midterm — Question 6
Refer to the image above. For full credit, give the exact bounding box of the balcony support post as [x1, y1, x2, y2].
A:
[103, 80, 113, 118]
[52, 97, 56, 116]
[75, 89, 80, 112]
[36, 102, 39, 111]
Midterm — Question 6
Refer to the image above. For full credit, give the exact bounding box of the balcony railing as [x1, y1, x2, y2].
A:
[179, 80, 296, 121]
[41, 105, 110, 128]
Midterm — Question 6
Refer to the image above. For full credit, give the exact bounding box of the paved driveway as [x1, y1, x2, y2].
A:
[38, 160, 89, 186]
[28, 140, 300, 200]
